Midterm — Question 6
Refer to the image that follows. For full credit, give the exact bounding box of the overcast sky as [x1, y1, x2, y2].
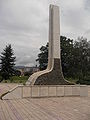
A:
[0, 0, 90, 66]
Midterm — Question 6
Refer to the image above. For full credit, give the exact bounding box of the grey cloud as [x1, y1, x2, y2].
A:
[85, 0, 90, 10]
[0, 0, 90, 66]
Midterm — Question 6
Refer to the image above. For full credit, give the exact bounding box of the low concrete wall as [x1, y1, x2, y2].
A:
[2, 85, 88, 100]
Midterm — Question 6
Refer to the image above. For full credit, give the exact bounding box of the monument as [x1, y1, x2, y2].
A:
[26, 4, 71, 85]
[1, 4, 88, 100]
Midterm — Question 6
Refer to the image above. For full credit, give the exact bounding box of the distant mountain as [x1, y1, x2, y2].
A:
[14, 66, 25, 69]
[14, 66, 38, 69]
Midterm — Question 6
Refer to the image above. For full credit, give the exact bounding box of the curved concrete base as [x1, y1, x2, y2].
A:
[34, 59, 70, 85]
[26, 59, 72, 85]
[26, 69, 50, 85]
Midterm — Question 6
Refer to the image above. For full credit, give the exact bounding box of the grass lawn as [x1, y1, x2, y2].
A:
[1, 76, 29, 84]
[1, 76, 90, 85]
[66, 76, 90, 85]
[66, 77, 78, 84]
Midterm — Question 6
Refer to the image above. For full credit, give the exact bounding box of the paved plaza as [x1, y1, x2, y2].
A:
[0, 83, 90, 120]
[0, 83, 18, 97]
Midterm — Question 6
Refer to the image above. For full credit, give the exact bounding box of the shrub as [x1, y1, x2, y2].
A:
[0, 76, 2, 82]
[76, 76, 90, 85]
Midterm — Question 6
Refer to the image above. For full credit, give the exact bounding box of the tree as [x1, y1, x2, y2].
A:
[36, 43, 48, 70]
[60, 36, 74, 77]
[0, 44, 16, 80]
[14, 70, 21, 76]
[73, 37, 90, 81]
[36, 36, 74, 74]
[36, 36, 90, 84]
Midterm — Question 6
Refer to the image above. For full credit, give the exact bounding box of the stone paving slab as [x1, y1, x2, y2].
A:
[0, 83, 18, 97]
[0, 84, 90, 120]
[0, 96, 90, 120]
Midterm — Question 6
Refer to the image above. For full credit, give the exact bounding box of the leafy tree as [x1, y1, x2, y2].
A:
[24, 71, 33, 76]
[36, 36, 74, 74]
[0, 44, 16, 80]
[36, 43, 48, 70]
[14, 70, 21, 76]
[36, 36, 90, 84]
[60, 36, 74, 77]
[73, 37, 90, 82]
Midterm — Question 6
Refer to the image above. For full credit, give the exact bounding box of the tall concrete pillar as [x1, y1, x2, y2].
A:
[26, 4, 71, 85]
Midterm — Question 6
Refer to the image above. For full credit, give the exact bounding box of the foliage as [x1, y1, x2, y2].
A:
[0, 70, 1, 82]
[36, 36, 90, 84]
[1, 76, 29, 84]
[24, 71, 33, 76]
[72, 37, 90, 79]
[60, 36, 74, 77]
[76, 76, 90, 85]
[36, 43, 48, 70]
[14, 70, 21, 76]
[0, 44, 16, 80]
[0, 76, 2, 82]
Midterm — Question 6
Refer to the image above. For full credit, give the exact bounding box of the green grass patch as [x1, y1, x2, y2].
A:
[76, 76, 90, 85]
[1, 76, 29, 84]
[66, 76, 90, 85]
[65, 77, 78, 84]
